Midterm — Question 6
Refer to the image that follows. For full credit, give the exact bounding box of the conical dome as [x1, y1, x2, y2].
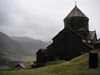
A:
[64, 5, 89, 32]
[67, 5, 88, 18]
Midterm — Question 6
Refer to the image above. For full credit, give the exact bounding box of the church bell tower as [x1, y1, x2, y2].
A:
[64, 5, 89, 37]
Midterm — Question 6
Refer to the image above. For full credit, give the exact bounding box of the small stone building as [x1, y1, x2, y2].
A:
[36, 5, 98, 65]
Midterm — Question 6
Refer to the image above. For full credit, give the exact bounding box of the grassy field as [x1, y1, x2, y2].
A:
[0, 50, 100, 75]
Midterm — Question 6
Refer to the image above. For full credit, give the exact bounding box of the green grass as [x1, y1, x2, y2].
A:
[0, 50, 100, 75]
[44, 60, 66, 66]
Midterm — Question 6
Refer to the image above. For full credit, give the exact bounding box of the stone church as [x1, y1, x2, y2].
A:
[36, 5, 98, 65]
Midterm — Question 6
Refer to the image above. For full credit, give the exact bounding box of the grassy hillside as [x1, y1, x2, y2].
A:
[0, 50, 100, 75]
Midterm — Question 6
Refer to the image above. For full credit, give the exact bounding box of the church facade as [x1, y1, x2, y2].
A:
[36, 5, 98, 65]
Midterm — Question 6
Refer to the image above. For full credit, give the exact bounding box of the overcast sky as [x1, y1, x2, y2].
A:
[0, 0, 100, 42]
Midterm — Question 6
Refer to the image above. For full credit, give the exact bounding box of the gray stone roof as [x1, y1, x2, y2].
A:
[67, 5, 88, 18]
[96, 39, 100, 43]
[86, 31, 96, 40]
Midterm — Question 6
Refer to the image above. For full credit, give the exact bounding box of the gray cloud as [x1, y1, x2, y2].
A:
[0, 0, 100, 41]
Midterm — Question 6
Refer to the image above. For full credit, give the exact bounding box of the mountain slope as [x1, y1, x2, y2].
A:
[0, 32, 50, 56]
[12, 37, 47, 51]
[0, 32, 51, 65]
[0, 32, 25, 65]
[0, 32, 22, 56]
